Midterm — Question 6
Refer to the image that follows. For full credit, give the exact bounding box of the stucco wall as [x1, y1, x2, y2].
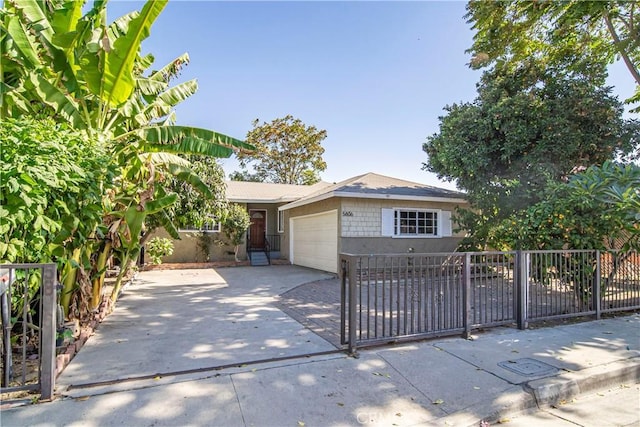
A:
[340, 236, 464, 255]
[145, 228, 241, 264]
[145, 202, 288, 265]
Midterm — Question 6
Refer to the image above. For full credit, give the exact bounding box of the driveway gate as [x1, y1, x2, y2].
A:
[340, 251, 640, 354]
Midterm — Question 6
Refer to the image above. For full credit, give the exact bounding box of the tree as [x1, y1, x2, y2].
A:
[150, 155, 228, 239]
[465, 1, 640, 107]
[222, 204, 251, 262]
[237, 115, 327, 185]
[0, 117, 114, 316]
[423, 65, 637, 249]
[568, 161, 640, 251]
[1, 0, 252, 311]
[228, 170, 262, 182]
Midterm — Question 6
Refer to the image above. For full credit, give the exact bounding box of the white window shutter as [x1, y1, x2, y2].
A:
[381, 208, 395, 236]
[440, 210, 452, 237]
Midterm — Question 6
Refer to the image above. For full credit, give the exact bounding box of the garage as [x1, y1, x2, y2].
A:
[290, 210, 338, 273]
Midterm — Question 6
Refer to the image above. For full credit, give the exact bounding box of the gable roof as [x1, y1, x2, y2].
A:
[279, 172, 467, 211]
[225, 180, 332, 203]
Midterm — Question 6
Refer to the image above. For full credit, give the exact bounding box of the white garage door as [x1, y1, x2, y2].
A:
[291, 210, 338, 273]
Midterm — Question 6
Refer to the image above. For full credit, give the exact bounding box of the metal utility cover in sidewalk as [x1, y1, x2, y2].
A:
[498, 358, 559, 377]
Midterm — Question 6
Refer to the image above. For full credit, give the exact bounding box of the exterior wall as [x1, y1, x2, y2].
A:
[145, 228, 239, 264]
[340, 199, 465, 238]
[281, 198, 342, 261]
[339, 236, 464, 255]
[339, 198, 466, 255]
[145, 202, 287, 264]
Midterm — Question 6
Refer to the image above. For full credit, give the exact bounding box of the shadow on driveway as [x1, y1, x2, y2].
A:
[56, 265, 338, 391]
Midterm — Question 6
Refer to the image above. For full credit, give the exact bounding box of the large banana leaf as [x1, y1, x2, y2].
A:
[156, 209, 180, 240]
[148, 53, 190, 82]
[11, 0, 54, 40]
[26, 73, 85, 128]
[135, 77, 167, 97]
[148, 152, 192, 169]
[164, 163, 213, 198]
[129, 126, 254, 154]
[5, 14, 41, 68]
[144, 193, 179, 215]
[85, 0, 167, 108]
[156, 79, 198, 107]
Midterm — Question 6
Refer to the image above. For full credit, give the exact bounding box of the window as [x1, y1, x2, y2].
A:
[180, 217, 221, 233]
[277, 210, 284, 233]
[381, 208, 452, 238]
[396, 209, 437, 236]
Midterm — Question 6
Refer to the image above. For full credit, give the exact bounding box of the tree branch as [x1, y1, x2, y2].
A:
[603, 11, 640, 86]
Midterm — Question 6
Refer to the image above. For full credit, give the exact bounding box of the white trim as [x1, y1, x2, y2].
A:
[179, 218, 221, 233]
[381, 208, 395, 237]
[279, 191, 466, 211]
[277, 210, 284, 233]
[230, 196, 301, 204]
[279, 192, 334, 211]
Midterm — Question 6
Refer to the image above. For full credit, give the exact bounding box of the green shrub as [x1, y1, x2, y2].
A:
[146, 237, 174, 264]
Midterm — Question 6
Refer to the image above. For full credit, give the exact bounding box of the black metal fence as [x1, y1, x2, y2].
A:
[0, 264, 57, 400]
[340, 250, 640, 354]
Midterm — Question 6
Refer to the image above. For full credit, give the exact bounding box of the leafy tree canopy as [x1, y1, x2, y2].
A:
[228, 170, 262, 182]
[489, 162, 639, 253]
[145, 155, 228, 239]
[222, 203, 251, 262]
[0, 117, 113, 262]
[466, 0, 640, 107]
[0, 0, 252, 309]
[423, 65, 638, 249]
[237, 115, 327, 185]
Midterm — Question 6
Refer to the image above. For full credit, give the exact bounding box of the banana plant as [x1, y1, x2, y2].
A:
[1, 0, 253, 317]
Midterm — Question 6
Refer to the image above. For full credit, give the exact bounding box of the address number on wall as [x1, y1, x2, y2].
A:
[342, 211, 353, 217]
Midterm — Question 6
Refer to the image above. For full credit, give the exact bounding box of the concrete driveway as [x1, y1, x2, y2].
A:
[56, 265, 336, 391]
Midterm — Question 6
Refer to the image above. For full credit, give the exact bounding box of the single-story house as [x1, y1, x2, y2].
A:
[152, 172, 468, 273]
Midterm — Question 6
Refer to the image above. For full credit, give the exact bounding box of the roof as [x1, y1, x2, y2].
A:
[225, 180, 332, 203]
[279, 172, 467, 211]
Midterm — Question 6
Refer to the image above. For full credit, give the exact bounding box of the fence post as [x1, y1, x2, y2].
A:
[340, 257, 347, 345]
[348, 256, 358, 357]
[515, 251, 528, 330]
[594, 250, 601, 320]
[40, 264, 57, 401]
[462, 253, 472, 339]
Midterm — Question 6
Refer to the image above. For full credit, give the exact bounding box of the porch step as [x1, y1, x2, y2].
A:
[250, 251, 270, 266]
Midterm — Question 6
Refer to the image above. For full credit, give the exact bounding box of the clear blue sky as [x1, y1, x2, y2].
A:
[109, 0, 636, 190]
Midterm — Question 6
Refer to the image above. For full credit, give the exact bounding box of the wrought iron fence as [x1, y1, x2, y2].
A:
[0, 264, 57, 400]
[340, 250, 639, 354]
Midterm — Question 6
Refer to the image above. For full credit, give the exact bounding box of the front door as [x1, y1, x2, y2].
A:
[249, 210, 266, 250]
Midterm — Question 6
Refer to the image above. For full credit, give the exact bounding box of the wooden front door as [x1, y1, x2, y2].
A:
[249, 210, 266, 250]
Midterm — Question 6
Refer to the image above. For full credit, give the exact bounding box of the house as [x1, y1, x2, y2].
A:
[153, 173, 468, 273]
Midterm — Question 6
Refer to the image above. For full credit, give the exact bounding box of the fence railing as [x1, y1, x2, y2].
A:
[340, 250, 640, 354]
[0, 264, 57, 400]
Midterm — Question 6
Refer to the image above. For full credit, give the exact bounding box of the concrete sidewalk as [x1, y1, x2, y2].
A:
[1, 267, 638, 426]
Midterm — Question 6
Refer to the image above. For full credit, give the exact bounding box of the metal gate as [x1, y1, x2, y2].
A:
[1, 264, 57, 400]
[340, 251, 640, 354]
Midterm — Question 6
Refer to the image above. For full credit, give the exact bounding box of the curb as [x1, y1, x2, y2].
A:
[527, 356, 640, 407]
[435, 356, 640, 426]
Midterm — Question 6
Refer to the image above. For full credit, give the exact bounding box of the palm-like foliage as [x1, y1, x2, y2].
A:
[1, 0, 252, 312]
